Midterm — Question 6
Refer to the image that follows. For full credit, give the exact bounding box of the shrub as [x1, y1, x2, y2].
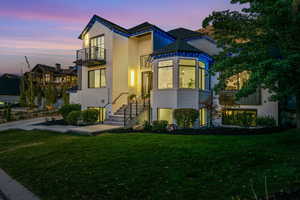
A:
[152, 120, 168, 132]
[82, 109, 99, 124]
[66, 111, 82, 125]
[59, 104, 81, 121]
[4, 105, 12, 121]
[173, 108, 199, 128]
[238, 112, 254, 128]
[257, 116, 276, 127]
[143, 120, 152, 131]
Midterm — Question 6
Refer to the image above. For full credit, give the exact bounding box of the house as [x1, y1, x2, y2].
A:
[0, 74, 20, 105]
[23, 64, 78, 108]
[70, 15, 279, 127]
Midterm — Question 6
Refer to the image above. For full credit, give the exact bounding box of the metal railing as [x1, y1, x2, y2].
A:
[76, 46, 106, 64]
[123, 96, 150, 127]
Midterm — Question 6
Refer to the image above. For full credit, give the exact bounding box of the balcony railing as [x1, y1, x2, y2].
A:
[76, 46, 106, 66]
[219, 89, 261, 106]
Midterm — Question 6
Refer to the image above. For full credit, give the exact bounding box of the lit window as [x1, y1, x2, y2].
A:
[158, 60, 173, 89]
[225, 71, 250, 91]
[158, 108, 173, 124]
[88, 68, 106, 88]
[199, 61, 206, 90]
[179, 59, 196, 89]
[222, 109, 257, 126]
[199, 108, 208, 126]
[90, 35, 105, 60]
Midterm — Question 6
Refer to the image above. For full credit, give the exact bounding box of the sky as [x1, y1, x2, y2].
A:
[0, 0, 244, 74]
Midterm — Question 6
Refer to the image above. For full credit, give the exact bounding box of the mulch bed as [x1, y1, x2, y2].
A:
[107, 127, 290, 135]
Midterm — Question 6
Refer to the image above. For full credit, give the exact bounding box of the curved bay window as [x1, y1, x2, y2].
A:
[179, 59, 196, 89]
[158, 60, 173, 89]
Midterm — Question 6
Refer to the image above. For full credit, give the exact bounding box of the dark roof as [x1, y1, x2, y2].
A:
[152, 40, 203, 55]
[127, 22, 154, 34]
[79, 15, 175, 40]
[0, 74, 20, 95]
[30, 64, 77, 75]
[168, 28, 204, 40]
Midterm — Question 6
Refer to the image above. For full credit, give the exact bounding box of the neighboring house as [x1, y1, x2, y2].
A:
[0, 74, 20, 105]
[24, 64, 78, 108]
[70, 15, 279, 127]
[25, 64, 77, 88]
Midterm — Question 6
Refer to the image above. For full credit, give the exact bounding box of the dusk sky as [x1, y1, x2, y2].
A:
[0, 0, 244, 74]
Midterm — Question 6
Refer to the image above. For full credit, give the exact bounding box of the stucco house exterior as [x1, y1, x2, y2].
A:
[70, 15, 279, 127]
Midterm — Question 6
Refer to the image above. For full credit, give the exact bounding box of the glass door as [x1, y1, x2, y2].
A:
[90, 35, 104, 60]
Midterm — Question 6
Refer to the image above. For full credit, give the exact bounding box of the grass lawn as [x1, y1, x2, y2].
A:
[0, 130, 300, 200]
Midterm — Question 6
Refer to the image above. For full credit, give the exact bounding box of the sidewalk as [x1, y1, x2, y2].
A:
[0, 168, 40, 200]
[0, 118, 122, 135]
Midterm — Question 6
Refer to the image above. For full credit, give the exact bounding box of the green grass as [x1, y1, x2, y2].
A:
[0, 130, 300, 200]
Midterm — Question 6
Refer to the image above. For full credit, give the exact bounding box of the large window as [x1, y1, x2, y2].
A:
[158, 60, 173, 89]
[199, 108, 208, 126]
[90, 35, 105, 60]
[222, 109, 257, 126]
[225, 71, 249, 91]
[179, 59, 196, 89]
[158, 108, 173, 124]
[199, 61, 207, 90]
[88, 68, 106, 88]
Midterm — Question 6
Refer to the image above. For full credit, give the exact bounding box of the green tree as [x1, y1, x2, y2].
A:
[19, 75, 27, 107]
[203, 0, 300, 127]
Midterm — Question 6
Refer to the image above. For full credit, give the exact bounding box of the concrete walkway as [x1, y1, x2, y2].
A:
[0, 168, 40, 200]
[0, 118, 122, 135]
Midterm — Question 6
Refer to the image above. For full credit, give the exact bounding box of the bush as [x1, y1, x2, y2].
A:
[66, 111, 82, 125]
[257, 116, 276, 127]
[152, 120, 168, 132]
[143, 120, 152, 131]
[82, 109, 99, 124]
[59, 104, 81, 120]
[173, 108, 199, 128]
[238, 112, 254, 128]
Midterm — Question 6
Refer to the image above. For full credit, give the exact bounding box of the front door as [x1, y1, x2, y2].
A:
[142, 71, 153, 98]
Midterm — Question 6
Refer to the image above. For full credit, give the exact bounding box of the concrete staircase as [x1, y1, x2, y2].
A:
[103, 103, 147, 126]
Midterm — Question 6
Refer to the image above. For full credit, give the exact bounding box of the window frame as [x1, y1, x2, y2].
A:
[88, 68, 106, 89]
[179, 59, 196, 89]
[157, 60, 174, 90]
[157, 108, 173, 124]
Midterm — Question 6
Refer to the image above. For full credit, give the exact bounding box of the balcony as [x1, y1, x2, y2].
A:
[219, 89, 261, 106]
[75, 46, 106, 67]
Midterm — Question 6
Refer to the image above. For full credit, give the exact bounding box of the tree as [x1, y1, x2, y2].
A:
[203, 0, 300, 127]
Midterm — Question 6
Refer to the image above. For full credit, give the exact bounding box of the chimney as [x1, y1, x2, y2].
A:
[55, 63, 61, 71]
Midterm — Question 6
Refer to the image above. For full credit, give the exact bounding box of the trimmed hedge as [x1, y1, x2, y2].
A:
[59, 104, 81, 120]
[257, 116, 276, 127]
[152, 120, 168, 132]
[173, 108, 199, 128]
[82, 109, 99, 124]
[66, 111, 82, 125]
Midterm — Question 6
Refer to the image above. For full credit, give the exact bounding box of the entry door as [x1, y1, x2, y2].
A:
[142, 72, 153, 98]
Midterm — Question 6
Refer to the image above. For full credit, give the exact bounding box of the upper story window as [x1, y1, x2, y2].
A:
[88, 68, 106, 88]
[158, 60, 173, 89]
[179, 59, 196, 89]
[90, 35, 105, 60]
[225, 71, 249, 91]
